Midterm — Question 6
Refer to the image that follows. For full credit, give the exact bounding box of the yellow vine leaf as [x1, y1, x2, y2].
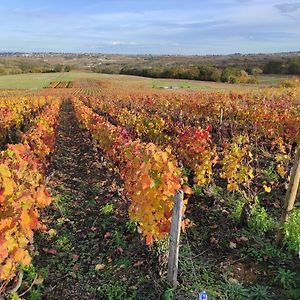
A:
[263, 185, 272, 193]
[0, 258, 13, 280]
[0, 164, 11, 178]
[276, 165, 286, 178]
[1, 176, 16, 196]
[12, 248, 31, 266]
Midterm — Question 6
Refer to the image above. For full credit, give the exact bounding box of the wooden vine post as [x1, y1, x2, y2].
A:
[276, 146, 300, 245]
[167, 189, 184, 288]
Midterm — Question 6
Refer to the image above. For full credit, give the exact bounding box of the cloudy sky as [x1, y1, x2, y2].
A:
[0, 0, 299, 54]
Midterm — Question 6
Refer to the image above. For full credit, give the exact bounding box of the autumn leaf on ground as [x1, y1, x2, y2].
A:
[104, 232, 111, 239]
[116, 247, 124, 254]
[229, 241, 237, 249]
[72, 264, 79, 271]
[33, 275, 44, 285]
[209, 224, 218, 229]
[133, 261, 144, 267]
[263, 184, 271, 193]
[48, 229, 57, 237]
[42, 248, 57, 255]
[72, 254, 79, 261]
[209, 236, 219, 244]
[236, 236, 249, 243]
[95, 263, 105, 271]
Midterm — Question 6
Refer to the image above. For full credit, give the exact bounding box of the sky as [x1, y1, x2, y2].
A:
[0, 0, 299, 55]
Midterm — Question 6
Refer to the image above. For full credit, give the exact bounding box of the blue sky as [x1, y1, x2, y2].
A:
[0, 0, 299, 54]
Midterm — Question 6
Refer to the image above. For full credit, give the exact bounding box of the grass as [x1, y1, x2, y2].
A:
[151, 74, 293, 91]
[152, 80, 224, 91]
[258, 74, 294, 85]
[0, 71, 293, 91]
[0, 71, 104, 90]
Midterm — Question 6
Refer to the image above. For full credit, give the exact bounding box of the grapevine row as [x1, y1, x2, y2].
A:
[0, 96, 53, 147]
[80, 95, 264, 191]
[0, 98, 61, 287]
[71, 97, 186, 245]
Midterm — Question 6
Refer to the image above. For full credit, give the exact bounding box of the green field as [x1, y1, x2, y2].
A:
[0, 72, 105, 90]
[0, 72, 291, 91]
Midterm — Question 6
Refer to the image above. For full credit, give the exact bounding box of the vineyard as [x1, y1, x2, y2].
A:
[0, 78, 300, 299]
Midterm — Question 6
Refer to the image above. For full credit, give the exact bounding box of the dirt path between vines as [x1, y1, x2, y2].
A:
[33, 100, 160, 300]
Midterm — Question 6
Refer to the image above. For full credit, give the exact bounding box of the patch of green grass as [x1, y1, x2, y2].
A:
[284, 208, 300, 252]
[222, 282, 249, 300]
[258, 74, 293, 85]
[162, 288, 174, 300]
[112, 230, 126, 248]
[176, 243, 225, 299]
[249, 205, 274, 233]
[222, 282, 272, 300]
[125, 220, 139, 233]
[228, 193, 247, 222]
[245, 243, 291, 263]
[54, 197, 68, 216]
[275, 268, 297, 289]
[192, 184, 203, 196]
[152, 80, 224, 91]
[248, 285, 272, 300]
[98, 281, 136, 300]
[16, 264, 48, 300]
[0, 71, 104, 89]
[0, 71, 291, 91]
[100, 203, 114, 215]
[55, 232, 72, 251]
[260, 164, 279, 182]
[0, 73, 59, 89]
[287, 288, 300, 300]
[116, 257, 131, 269]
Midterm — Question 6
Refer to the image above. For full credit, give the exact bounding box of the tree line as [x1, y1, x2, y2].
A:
[0, 59, 72, 75]
[93, 65, 259, 84]
[263, 58, 300, 75]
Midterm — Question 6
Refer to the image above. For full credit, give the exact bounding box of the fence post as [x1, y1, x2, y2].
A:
[167, 189, 184, 288]
[276, 146, 300, 245]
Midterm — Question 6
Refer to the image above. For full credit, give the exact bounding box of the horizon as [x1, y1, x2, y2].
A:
[1, 50, 300, 56]
[0, 0, 300, 55]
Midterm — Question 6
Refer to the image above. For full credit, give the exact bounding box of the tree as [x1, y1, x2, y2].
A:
[54, 64, 63, 72]
[287, 60, 300, 75]
[221, 68, 234, 82]
[263, 60, 283, 74]
[64, 65, 71, 72]
[0, 66, 5, 74]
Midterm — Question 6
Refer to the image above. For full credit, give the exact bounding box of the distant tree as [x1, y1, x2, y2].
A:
[101, 67, 117, 74]
[251, 67, 263, 75]
[210, 68, 222, 82]
[18, 61, 33, 73]
[188, 67, 200, 80]
[198, 65, 221, 81]
[287, 59, 300, 75]
[64, 65, 71, 72]
[221, 68, 233, 82]
[229, 76, 238, 84]
[263, 60, 283, 74]
[113, 64, 256, 83]
[54, 64, 63, 72]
